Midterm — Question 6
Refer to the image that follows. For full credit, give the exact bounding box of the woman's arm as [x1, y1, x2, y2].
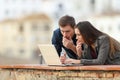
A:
[76, 42, 83, 58]
[64, 58, 80, 64]
[81, 36, 110, 65]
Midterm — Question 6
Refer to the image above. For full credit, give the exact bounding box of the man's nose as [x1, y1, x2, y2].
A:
[63, 32, 67, 37]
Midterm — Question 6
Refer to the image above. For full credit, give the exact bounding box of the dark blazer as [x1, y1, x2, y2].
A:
[81, 35, 120, 65]
[52, 28, 78, 59]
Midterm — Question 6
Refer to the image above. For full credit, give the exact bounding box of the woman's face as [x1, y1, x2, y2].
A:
[75, 28, 84, 44]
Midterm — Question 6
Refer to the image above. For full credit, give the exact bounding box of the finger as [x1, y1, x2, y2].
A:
[62, 38, 67, 43]
[76, 45, 81, 48]
[60, 56, 65, 59]
[64, 53, 66, 57]
[65, 59, 72, 64]
[69, 36, 72, 40]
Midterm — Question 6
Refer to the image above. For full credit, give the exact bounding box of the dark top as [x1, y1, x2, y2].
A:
[90, 46, 97, 59]
[52, 28, 78, 59]
[81, 35, 120, 65]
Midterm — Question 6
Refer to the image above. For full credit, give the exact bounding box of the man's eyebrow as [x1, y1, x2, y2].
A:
[61, 30, 70, 32]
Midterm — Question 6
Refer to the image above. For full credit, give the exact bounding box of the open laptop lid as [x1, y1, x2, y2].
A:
[38, 44, 62, 66]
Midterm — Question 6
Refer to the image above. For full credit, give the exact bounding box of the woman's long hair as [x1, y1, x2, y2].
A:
[75, 21, 120, 58]
[76, 21, 103, 46]
[109, 37, 120, 58]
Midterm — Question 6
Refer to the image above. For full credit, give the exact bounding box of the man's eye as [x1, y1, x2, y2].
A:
[66, 31, 70, 32]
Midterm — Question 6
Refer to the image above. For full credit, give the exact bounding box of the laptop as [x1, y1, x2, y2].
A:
[38, 44, 83, 66]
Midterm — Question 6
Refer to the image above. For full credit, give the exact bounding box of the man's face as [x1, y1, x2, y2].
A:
[60, 25, 74, 40]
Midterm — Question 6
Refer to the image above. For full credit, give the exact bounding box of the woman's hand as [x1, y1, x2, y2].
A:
[76, 41, 83, 58]
[64, 58, 80, 64]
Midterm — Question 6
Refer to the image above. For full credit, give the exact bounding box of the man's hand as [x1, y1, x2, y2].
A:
[62, 37, 74, 49]
[60, 53, 66, 64]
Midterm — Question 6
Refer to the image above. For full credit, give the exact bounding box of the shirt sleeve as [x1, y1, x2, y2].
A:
[81, 36, 110, 65]
[52, 30, 62, 56]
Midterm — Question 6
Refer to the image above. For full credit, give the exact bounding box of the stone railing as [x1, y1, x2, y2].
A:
[0, 64, 120, 80]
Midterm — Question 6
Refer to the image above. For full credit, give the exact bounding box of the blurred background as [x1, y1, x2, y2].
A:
[0, 0, 120, 65]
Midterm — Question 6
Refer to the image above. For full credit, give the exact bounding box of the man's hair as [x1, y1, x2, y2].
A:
[58, 15, 76, 28]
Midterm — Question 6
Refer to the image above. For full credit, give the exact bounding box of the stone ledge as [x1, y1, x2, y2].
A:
[0, 64, 120, 80]
[0, 64, 120, 71]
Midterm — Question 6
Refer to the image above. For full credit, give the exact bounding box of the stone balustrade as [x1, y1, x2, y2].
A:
[0, 64, 120, 80]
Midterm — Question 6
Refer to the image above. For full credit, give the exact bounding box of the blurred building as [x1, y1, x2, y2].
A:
[0, 0, 42, 21]
[0, 0, 120, 22]
[87, 14, 120, 42]
[0, 0, 120, 60]
[0, 14, 53, 59]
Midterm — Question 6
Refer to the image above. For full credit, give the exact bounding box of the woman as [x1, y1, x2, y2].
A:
[64, 21, 120, 65]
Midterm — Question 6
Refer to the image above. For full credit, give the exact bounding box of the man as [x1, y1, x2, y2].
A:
[52, 15, 78, 61]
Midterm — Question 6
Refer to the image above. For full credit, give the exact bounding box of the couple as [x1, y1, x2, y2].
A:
[52, 15, 120, 65]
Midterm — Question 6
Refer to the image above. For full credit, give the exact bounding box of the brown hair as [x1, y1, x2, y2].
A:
[76, 21, 120, 59]
[58, 15, 75, 29]
[76, 21, 103, 45]
[109, 37, 120, 58]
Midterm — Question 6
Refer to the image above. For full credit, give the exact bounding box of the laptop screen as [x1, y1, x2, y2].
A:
[38, 44, 62, 66]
